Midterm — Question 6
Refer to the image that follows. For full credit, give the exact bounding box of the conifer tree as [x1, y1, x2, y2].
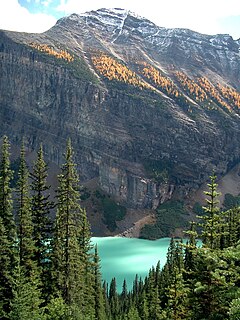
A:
[109, 277, 119, 319]
[184, 221, 198, 275]
[9, 266, 45, 320]
[11, 142, 44, 320]
[102, 281, 111, 320]
[124, 305, 141, 320]
[16, 142, 35, 273]
[120, 279, 128, 314]
[93, 246, 106, 320]
[78, 205, 95, 318]
[0, 136, 15, 237]
[30, 144, 52, 265]
[0, 136, 17, 319]
[200, 173, 221, 249]
[221, 207, 240, 248]
[138, 291, 149, 320]
[52, 139, 93, 318]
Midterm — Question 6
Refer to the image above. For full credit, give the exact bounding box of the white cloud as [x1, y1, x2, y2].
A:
[0, 0, 56, 33]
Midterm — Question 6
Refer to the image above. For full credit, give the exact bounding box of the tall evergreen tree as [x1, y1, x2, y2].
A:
[30, 144, 53, 300]
[221, 207, 240, 248]
[0, 136, 17, 319]
[30, 144, 52, 264]
[16, 142, 35, 273]
[10, 142, 44, 320]
[93, 246, 106, 320]
[109, 277, 119, 320]
[52, 139, 94, 318]
[102, 281, 111, 320]
[9, 266, 44, 320]
[200, 173, 221, 249]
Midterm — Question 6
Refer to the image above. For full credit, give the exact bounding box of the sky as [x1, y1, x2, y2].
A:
[0, 0, 239, 39]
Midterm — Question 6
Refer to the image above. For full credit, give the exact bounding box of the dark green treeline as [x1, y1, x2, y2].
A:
[0, 136, 239, 319]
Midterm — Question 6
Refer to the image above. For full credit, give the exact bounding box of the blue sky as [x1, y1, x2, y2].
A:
[0, 0, 239, 39]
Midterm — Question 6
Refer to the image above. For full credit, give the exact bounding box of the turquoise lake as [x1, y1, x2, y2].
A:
[91, 237, 174, 292]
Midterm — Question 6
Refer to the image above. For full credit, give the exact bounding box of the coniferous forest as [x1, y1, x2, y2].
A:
[0, 135, 239, 320]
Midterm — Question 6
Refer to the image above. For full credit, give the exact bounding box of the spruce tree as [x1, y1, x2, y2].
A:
[102, 281, 111, 320]
[0, 136, 17, 319]
[11, 142, 44, 319]
[109, 277, 119, 319]
[93, 246, 106, 320]
[221, 207, 240, 248]
[120, 279, 128, 314]
[52, 139, 93, 318]
[30, 144, 53, 300]
[9, 266, 45, 320]
[0, 136, 15, 238]
[200, 173, 221, 249]
[16, 142, 35, 273]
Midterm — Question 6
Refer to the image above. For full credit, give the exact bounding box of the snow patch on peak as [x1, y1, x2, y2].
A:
[79, 8, 128, 28]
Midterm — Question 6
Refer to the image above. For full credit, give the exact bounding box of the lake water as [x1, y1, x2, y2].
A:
[91, 237, 174, 292]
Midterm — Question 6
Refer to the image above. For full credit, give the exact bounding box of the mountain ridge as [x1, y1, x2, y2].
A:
[0, 8, 239, 236]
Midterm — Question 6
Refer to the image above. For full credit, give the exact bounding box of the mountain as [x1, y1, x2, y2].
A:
[0, 8, 240, 234]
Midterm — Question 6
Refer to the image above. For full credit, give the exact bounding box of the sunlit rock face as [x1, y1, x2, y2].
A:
[0, 8, 239, 208]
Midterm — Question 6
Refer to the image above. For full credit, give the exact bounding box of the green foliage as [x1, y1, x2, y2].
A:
[143, 159, 172, 183]
[10, 266, 44, 320]
[229, 298, 240, 320]
[192, 202, 205, 216]
[80, 187, 91, 200]
[102, 197, 126, 232]
[0, 136, 16, 241]
[94, 190, 126, 231]
[53, 139, 86, 306]
[199, 173, 222, 249]
[140, 200, 188, 239]
[223, 193, 240, 210]
[0, 138, 240, 320]
[45, 295, 69, 320]
[10, 157, 21, 188]
[16, 143, 36, 274]
[0, 136, 18, 318]
[30, 144, 53, 266]
[93, 246, 106, 320]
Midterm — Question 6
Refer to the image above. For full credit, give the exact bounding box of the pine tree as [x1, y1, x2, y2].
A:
[200, 173, 221, 249]
[163, 240, 191, 319]
[138, 290, 149, 320]
[78, 205, 95, 318]
[120, 279, 128, 314]
[229, 298, 240, 320]
[184, 221, 198, 275]
[16, 142, 35, 273]
[11, 142, 44, 319]
[0, 136, 16, 238]
[109, 277, 119, 319]
[0, 136, 17, 319]
[30, 144, 53, 300]
[221, 207, 240, 248]
[93, 245, 106, 320]
[52, 139, 94, 318]
[9, 265, 44, 320]
[30, 144, 52, 263]
[124, 305, 141, 320]
[102, 281, 111, 320]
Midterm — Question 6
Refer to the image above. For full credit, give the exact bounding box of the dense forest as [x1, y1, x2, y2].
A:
[0, 135, 239, 319]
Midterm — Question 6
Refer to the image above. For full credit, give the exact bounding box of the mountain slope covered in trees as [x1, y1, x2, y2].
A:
[0, 137, 239, 319]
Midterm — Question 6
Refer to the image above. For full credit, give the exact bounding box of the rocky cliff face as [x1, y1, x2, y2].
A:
[0, 8, 239, 209]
